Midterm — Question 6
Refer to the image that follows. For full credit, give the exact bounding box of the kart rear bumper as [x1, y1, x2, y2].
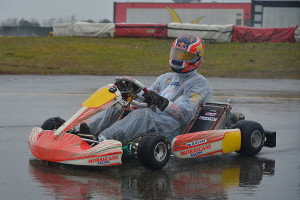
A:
[264, 130, 276, 148]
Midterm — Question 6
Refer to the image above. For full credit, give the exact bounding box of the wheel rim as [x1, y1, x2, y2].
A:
[154, 142, 167, 162]
[251, 130, 263, 148]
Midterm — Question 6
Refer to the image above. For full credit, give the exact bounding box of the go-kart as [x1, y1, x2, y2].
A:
[28, 76, 276, 170]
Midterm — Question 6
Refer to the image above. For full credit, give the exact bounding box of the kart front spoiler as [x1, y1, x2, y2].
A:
[28, 128, 123, 166]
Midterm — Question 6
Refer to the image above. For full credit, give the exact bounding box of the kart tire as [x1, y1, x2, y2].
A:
[137, 133, 170, 170]
[234, 120, 265, 156]
[41, 117, 65, 130]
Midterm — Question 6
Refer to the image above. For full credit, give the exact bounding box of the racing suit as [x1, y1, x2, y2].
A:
[87, 70, 212, 143]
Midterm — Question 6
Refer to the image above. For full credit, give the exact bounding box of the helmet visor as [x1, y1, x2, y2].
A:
[170, 48, 196, 61]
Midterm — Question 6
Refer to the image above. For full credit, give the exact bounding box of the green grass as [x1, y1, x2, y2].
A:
[0, 37, 299, 78]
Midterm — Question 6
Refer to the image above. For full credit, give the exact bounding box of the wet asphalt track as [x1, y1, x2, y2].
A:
[0, 75, 299, 200]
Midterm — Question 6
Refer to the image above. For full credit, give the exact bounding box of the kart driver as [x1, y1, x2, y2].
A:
[81, 35, 212, 148]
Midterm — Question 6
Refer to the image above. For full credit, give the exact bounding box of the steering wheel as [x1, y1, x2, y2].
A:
[115, 76, 149, 95]
[114, 76, 149, 108]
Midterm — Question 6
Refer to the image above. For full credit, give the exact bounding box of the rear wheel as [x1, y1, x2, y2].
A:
[137, 133, 170, 170]
[234, 120, 265, 156]
[41, 117, 65, 130]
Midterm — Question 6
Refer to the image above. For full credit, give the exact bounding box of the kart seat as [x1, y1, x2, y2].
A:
[165, 102, 231, 141]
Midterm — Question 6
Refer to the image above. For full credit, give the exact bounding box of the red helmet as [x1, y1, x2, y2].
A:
[169, 35, 204, 73]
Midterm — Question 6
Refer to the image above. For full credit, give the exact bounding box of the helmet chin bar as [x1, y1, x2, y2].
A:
[170, 57, 202, 74]
[171, 65, 198, 74]
[171, 67, 183, 73]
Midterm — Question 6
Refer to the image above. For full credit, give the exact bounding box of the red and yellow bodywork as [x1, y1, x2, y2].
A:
[172, 129, 241, 158]
[29, 128, 123, 166]
[54, 84, 121, 136]
[28, 84, 123, 166]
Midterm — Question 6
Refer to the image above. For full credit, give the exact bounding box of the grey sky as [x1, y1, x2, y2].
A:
[0, 0, 250, 24]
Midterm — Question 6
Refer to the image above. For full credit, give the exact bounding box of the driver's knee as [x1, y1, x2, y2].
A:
[131, 108, 154, 118]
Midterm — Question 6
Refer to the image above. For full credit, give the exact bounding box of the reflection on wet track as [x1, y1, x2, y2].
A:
[28, 155, 275, 199]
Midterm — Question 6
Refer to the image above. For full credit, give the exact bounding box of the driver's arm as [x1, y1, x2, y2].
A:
[164, 78, 212, 123]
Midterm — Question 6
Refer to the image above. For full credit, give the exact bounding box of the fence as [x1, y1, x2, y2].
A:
[0, 26, 53, 37]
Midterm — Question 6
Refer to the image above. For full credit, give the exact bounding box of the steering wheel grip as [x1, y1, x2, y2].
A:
[143, 87, 149, 94]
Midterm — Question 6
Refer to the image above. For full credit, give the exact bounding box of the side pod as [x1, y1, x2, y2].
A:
[171, 129, 241, 159]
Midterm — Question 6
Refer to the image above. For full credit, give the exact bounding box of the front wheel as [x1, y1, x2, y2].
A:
[137, 133, 170, 170]
[41, 117, 65, 130]
[234, 120, 265, 156]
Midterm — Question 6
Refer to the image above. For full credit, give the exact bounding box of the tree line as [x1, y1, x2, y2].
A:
[0, 16, 112, 27]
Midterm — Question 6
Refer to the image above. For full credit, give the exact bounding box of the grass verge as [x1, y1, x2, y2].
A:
[0, 37, 299, 78]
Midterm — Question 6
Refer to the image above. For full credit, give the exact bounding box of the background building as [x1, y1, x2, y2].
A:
[251, 0, 300, 27]
[114, 1, 300, 28]
[114, 2, 251, 26]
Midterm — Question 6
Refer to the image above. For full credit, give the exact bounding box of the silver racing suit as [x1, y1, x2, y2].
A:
[87, 70, 212, 143]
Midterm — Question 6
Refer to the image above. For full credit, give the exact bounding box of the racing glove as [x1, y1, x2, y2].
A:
[142, 91, 169, 111]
